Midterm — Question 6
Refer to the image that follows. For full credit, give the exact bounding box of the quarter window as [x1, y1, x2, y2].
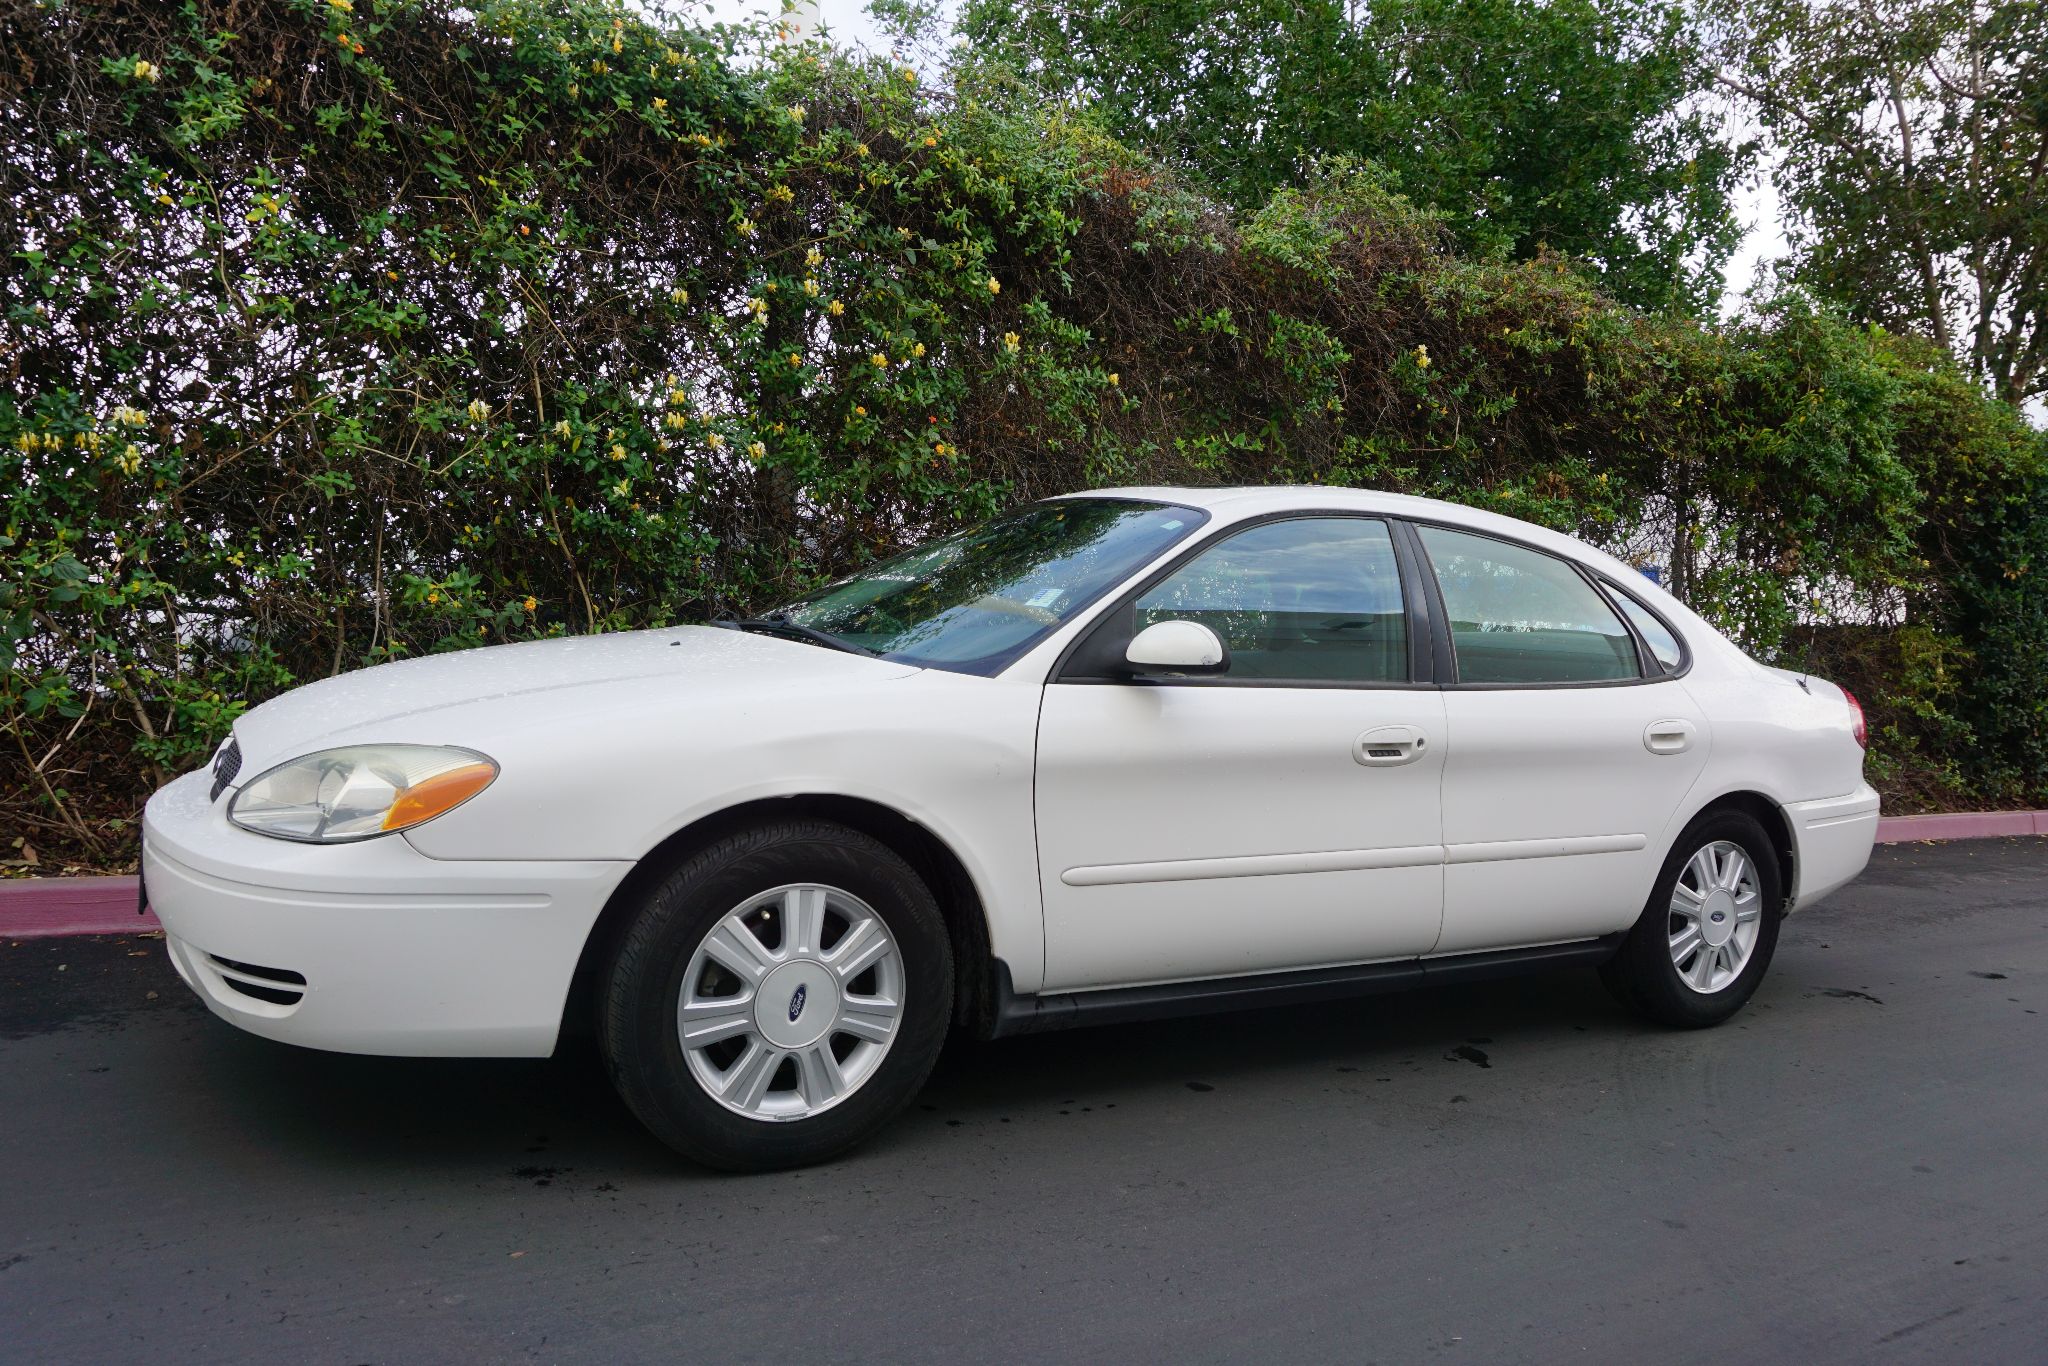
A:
[1134, 518, 1408, 683]
[1417, 525, 1640, 684]
[1611, 589, 1684, 672]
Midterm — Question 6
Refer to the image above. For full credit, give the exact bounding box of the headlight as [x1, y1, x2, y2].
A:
[228, 744, 498, 843]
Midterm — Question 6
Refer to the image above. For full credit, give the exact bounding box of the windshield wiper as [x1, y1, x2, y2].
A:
[712, 613, 878, 657]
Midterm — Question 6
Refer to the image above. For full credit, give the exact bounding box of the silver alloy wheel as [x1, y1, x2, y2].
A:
[1668, 839, 1764, 994]
[677, 882, 904, 1121]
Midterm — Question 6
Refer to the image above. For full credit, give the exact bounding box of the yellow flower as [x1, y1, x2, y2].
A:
[1413, 344, 1431, 369]
[652, 97, 667, 111]
[664, 412, 688, 430]
[735, 217, 756, 237]
[427, 591, 440, 604]
[986, 276, 1002, 296]
[897, 226, 912, 239]
[557, 40, 571, 54]
[788, 352, 802, 366]
[609, 443, 626, 461]
[787, 104, 807, 123]
[871, 353, 888, 368]
[853, 405, 867, 416]
[113, 404, 148, 427]
[466, 398, 490, 423]
[912, 342, 927, 359]
[612, 478, 631, 497]
[552, 419, 571, 438]
[827, 299, 845, 316]
[115, 443, 142, 475]
[671, 286, 688, 305]
[923, 136, 937, 148]
[855, 142, 871, 157]
[805, 246, 824, 268]
[1107, 373, 1120, 386]
[902, 67, 917, 83]
[747, 441, 767, 461]
[706, 432, 725, 449]
[803, 277, 821, 297]
[668, 388, 689, 406]
[590, 59, 607, 74]
[767, 184, 794, 204]
[133, 58, 161, 82]
[1003, 331, 1021, 354]
[522, 596, 537, 612]
[328, 0, 352, 11]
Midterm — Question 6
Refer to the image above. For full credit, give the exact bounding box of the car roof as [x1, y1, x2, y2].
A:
[1059, 483, 1653, 590]
[1064, 485, 1463, 519]
[1059, 484, 1598, 548]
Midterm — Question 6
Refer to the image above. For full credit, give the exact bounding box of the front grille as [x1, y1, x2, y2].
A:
[209, 737, 242, 801]
[207, 954, 307, 1007]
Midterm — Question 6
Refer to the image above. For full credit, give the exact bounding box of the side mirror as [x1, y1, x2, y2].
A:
[1124, 620, 1229, 676]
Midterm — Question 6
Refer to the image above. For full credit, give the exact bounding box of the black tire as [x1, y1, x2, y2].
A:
[600, 819, 953, 1171]
[1601, 809, 1784, 1029]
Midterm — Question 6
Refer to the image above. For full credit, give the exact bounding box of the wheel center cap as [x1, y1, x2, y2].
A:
[1701, 890, 1737, 948]
[755, 960, 839, 1049]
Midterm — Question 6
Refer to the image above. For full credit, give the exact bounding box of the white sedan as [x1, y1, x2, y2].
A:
[143, 487, 1879, 1169]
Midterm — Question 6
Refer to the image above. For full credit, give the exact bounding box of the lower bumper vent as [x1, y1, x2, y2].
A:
[208, 955, 308, 1007]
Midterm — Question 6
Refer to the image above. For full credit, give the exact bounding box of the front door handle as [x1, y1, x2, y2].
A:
[1644, 719, 1697, 755]
[1355, 725, 1428, 767]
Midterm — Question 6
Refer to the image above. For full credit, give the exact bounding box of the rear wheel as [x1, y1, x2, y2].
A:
[1601, 810, 1783, 1028]
[600, 820, 953, 1170]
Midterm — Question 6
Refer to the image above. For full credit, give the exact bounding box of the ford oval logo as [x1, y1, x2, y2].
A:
[788, 984, 808, 1022]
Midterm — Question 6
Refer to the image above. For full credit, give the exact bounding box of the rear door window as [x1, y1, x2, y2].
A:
[1416, 525, 1640, 684]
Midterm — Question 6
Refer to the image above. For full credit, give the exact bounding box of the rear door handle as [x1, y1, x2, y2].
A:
[1644, 719, 1697, 755]
[1355, 725, 1428, 767]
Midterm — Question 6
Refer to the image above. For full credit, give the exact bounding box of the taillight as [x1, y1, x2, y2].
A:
[1842, 686, 1867, 748]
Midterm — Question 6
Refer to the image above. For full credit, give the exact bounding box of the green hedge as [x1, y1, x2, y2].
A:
[3, 0, 2043, 866]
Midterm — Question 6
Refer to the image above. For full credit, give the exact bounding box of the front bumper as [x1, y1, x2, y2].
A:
[143, 768, 631, 1057]
[1786, 783, 1881, 911]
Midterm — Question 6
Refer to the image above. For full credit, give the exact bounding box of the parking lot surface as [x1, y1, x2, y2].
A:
[2, 840, 2044, 1362]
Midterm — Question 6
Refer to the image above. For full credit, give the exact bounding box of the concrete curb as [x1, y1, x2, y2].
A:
[4, 810, 2045, 939]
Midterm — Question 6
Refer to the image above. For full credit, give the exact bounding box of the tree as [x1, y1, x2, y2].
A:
[1724, 0, 2048, 407]
[955, 0, 1747, 313]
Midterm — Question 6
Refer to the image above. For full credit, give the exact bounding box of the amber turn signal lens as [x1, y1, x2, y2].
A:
[382, 761, 498, 830]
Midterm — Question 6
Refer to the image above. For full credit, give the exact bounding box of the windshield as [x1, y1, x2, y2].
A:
[774, 498, 1206, 674]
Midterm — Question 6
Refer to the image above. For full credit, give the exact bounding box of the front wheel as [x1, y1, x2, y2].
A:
[600, 820, 953, 1171]
[1601, 810, 1783, 1028]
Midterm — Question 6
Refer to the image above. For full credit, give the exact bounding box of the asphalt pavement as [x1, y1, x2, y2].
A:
[2, 840, 2044, 1363]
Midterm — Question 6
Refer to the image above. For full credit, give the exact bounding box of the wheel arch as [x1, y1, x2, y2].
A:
[1684, 789, 1798, 909]
[560, 794, 999, 1047]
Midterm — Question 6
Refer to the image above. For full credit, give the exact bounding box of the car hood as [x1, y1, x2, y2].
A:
[228, 625, 921, 772]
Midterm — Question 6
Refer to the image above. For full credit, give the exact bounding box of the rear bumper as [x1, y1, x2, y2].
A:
[1786, 784, 1881, 911]
[143, 768, 630, 1057]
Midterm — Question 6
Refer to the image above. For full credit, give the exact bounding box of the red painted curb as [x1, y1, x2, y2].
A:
[0, 876, 158, 939]
[1, 809, 2044, 938]
[1876, 810, 2048, 842]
